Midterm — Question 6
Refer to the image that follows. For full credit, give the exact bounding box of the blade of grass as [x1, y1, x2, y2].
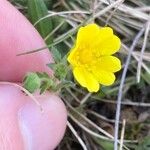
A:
[28, 0, 53, 45]
[114, 26, 145, 150]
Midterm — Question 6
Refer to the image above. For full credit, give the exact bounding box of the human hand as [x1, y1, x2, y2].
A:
[0, 0, 67, 149]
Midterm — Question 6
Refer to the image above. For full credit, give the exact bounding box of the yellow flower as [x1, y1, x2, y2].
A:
[67, 24, 121, 92]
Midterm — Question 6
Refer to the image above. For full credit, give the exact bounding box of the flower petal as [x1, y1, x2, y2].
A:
[99, 35, 121, 55]
[73, 67, 100, 92]
[76, 24, 100, 47]
[92, 69, 116, 86]
[99, 27, 113, 39]
[97, 56, 121, 72]
[67, 47, 78, 66]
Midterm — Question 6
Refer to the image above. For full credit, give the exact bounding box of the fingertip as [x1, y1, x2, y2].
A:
[18, 92, 67, 150]
[0, 84, 67, 150]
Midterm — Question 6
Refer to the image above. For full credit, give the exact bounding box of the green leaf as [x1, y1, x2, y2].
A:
[40, 79, 53, 94]
[43, 0, 53, 9]
[55, 63, 68, 80]
[12, 0, 27, 6]
[36, 72, 55, 94]
[47, 62, 68, 80]
[93, 138, 114, 150]
[23, 72, 41, 93]
[28, 0, 53, 45]
[47, 63, 55, 70]
[137, 136, 150, 150]
[141, 72, 150, 84]
[36, 72, 49, 78]
[56, 80, 74, 90]
[51, 47, 62, 63]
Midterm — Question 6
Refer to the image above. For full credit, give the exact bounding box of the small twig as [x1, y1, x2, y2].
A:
[17, 27, 78, 56]
[44, 21, 65, 41]
[91, 97, 150, 107]
[136, 6, 150, 12]
[65, 99, 113, 139]
[105, 0, 124, 26]
[80, 93, 92, 105]
[68, 113, 134, 148]
[137, 19, 150, 83]
[34, 10, 90, 26]
[100, 0, 149, 21]
[114, 26, 145, 150]
[90, 0, 97, 23]
[88, 0, 124, 23]
[68, 113, 110, 141]
[67, 121, 88, 150]
[133, 51, 150, 62]
[16, 45, 50, 56]
[122, 44, 150, 74]
[88, 110, 120, 124]
[65, 99, 130, 149]
[119, 119, 126, 150]
[66, 88, 81, 103]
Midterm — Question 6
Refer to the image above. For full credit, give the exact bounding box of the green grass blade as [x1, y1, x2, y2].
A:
[28, 0, 53, 45]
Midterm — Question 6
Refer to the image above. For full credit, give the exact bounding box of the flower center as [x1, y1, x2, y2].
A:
[80, 49, 93, 63]
[75, 48, 101, 72]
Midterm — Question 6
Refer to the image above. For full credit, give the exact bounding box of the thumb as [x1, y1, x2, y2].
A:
[0, 84, 67, 150]
[0, 1, 67, 149]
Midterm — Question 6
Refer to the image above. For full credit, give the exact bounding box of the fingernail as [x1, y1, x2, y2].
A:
[18, 114, 32, 150]
[18, 94, 67, 150]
